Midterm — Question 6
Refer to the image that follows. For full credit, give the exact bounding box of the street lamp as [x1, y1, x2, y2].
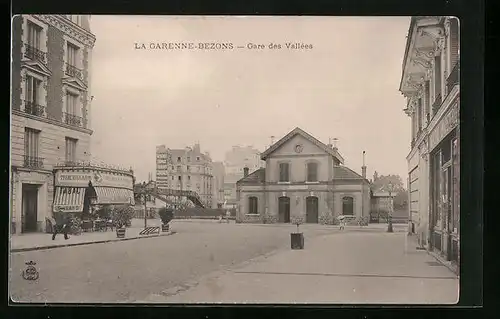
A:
[387, 182, 394, 233]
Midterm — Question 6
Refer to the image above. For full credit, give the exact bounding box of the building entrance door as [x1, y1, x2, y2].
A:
[278, 197, 290, 223]
[22, 184, 39, 233]
[306, 196, 319, 223]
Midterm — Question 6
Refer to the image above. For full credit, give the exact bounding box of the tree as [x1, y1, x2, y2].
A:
[371, 173, 408, 210]
[371, 174, 405, 192]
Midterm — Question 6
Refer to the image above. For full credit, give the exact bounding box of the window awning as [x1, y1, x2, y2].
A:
[94, 187, 135, 205]
[53, 187, 86, 213]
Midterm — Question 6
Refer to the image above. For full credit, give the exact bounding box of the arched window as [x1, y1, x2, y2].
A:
[342, 196, 354, 215]
[307, 162, 318, 182]
[248, 196, 258, 214]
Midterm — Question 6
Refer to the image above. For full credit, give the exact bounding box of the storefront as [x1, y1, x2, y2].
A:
[53, 165, 135, 217]
[428, 100, 459, 263]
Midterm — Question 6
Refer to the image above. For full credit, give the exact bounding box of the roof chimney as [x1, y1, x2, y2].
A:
[362, 151, 367, 179]
[243, 166, 249, 177]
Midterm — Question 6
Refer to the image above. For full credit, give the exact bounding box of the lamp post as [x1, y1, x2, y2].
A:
[387, 182, 394, 233]
[142, 182, 147, 228]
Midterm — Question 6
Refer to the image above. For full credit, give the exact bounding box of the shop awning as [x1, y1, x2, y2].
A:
[53, 187, 86, 213]
[94, 187, 135, 205]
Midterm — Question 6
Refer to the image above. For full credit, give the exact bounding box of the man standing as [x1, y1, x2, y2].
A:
[52, 211, 70, 240]
[225, 210, 230, 223]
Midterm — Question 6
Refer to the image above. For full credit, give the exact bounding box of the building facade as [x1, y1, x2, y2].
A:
[223, 145, 265, 207]
[10, 15, 96, 234]
[399, 16, 460, 265]
[211, 161, 225, 207]
[155, 143, 214, 208]
[236, 128, 371, 224]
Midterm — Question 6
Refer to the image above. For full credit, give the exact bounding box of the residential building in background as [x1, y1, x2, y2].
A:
[236, 127, 371, 224]
[223, 145, 265, 207]
[156, 143, 214, 208]
[10, 15, 96, 234]
[211, 161, 225, 207]
[399, 16, 460, 265]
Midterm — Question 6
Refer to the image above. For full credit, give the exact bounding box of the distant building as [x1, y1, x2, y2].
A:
[211, 161, 225, 207]
[399, 16, 460, 265]
[236, 127, 371, 224]
[223, 145, 265, 207]
[156, 143, 214, 208]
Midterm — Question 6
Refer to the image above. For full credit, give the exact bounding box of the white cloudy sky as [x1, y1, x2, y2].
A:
[88, 15, 411, 183]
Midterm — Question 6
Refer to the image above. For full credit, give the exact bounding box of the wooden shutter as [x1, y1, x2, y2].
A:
[449, 18, 459, 68]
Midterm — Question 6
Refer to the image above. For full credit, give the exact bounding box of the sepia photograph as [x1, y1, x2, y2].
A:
[9, 15, 461, 304]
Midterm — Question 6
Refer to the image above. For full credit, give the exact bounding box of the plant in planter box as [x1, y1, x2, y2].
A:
[159, 207, 174, 232]
[113, 205, 135, 238]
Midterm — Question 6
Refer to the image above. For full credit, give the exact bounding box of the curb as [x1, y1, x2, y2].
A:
[11, 231, 177, 253]
[426, 250, 459, 277]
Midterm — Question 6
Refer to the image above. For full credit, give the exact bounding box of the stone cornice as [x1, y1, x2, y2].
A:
[32, 15, 96, 49]
[12, 109, 93, 135]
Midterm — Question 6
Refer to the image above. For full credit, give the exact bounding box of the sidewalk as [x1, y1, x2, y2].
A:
[141, 231, 458, 304]
[10, 219, 173, 253]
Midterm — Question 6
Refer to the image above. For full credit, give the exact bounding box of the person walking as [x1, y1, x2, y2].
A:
[225, 210, 230, 223]
[52, 211, 70, 240]
[338, 214, 346, 230]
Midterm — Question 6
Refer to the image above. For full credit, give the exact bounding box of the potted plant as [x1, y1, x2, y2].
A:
[159, 207, 174, 232]
[114, 205, 134, 238]
[290, 216, 305, 250]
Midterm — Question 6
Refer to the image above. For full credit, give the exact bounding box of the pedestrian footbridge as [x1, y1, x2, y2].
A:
[134, 184, 205, 208]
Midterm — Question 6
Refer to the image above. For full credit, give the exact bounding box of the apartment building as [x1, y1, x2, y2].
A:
[211, 161, 225, 207]
[399, 16, 460, 266]
[10, 15, 96, 234]
[223, 145, 265, 206]
[156, 143, 214, 208]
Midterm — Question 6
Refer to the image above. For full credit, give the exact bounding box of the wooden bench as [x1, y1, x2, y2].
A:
[139, 226, 160, 235]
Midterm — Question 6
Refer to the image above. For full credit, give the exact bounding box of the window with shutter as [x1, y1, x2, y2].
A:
[307, 162, 318, 182]
[27, 21, 41, 49]
[424, 81, 430, 121]
[67, 43, 78, 67]
[449, 18, 459, 69]
[417, 98, 423, 131]
[279, 163, 289, 182]
[65, 137, 77, 163]
[24, 128, 40, 159]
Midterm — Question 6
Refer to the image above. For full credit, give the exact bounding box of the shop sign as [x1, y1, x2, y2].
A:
[54, 204, 83, 212]
[55, 170, 133, 189]
[429, 102, 459, 151]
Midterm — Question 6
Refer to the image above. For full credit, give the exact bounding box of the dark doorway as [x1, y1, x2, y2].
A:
[342, 196, 354, 216]
[22, 184, 39, 233]
[278, 197, 290, 223]
[306, 196, 319, 223]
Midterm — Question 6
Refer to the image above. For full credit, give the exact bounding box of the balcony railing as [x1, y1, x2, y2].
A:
[23, 155, 44, 169]
[63, 112, 85, 127]
[23, 101, 46, 117]
[432, 93, 442, 115]
[65, 63, 83, 80]
[24, 43, 47, 64]
[446, 61, 460, 94]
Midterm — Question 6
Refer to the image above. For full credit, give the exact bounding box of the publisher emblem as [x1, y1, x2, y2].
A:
[22, 261, 39, 281]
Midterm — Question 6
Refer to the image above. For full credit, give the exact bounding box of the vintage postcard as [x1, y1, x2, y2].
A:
[9, 15, 460, 304]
